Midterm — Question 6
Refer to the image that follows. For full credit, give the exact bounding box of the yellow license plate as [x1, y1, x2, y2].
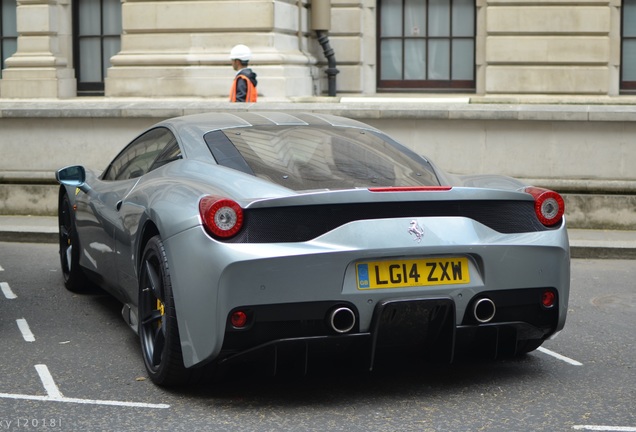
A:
[356, 257, 470, 290]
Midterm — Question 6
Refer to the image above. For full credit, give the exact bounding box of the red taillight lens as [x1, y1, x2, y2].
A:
[524, 187, 565, 226]
[199, 196, 244, 238]
[542, 290, 556, 308]
[231, 311, 248, 328]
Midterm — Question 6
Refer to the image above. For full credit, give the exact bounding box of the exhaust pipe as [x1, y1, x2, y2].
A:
[327, 307, 356, 333]
[473, 298, 496, 323]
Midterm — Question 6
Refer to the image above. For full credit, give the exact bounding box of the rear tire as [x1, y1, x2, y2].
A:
[139, 235, 192, 386]
[58, 192, 90, 292]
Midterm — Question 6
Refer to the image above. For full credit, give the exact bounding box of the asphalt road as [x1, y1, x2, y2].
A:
[0, 242, 634, 432]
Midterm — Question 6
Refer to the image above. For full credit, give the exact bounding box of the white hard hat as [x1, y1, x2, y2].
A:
[230, 44, 252, 61]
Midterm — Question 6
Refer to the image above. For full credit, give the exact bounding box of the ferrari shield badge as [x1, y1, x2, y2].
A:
[408, 220, 424, 242]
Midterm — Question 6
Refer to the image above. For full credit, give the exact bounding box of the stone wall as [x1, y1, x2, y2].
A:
[1, 99, 635, 230]
[482, 0, 619, 95]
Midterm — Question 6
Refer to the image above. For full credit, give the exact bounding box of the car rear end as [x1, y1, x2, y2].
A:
[166, 186, 569, 371]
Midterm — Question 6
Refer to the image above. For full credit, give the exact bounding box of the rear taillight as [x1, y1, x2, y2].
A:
[524, 187, 565, 226]
[199, 196, 244, 238]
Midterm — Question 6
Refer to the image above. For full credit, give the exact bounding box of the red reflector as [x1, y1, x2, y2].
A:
[368, 186, 452, 192]
[542, 290, 556, 308]
[231, 311, 248, 328]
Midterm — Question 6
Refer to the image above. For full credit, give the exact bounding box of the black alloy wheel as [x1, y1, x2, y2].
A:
[139, 235, 191, 386]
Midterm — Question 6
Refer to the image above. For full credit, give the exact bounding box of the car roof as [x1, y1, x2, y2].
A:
[157, 111, 382, 138]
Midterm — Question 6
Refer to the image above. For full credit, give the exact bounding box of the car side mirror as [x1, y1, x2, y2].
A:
[56, 165, 90, 193]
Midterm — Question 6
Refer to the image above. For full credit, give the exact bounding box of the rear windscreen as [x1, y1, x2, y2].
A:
[204, 126, 439, 191]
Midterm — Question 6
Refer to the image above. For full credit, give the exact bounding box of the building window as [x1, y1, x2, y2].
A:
[73, 0, 121, 95]
[377, 0, 475, 92]
[622, 0, 636, 93]
[0, 0, 17, 78]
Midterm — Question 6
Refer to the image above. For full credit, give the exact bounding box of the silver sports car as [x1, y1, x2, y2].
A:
[56, 112, 570, 386]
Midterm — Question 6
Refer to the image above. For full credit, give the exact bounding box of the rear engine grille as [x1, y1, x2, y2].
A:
[226, 200, 555, 243]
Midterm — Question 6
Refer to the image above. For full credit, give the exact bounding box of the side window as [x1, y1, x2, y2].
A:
[1, 0, 18, 77]
[149, 141, 182, 171]
[204, 130, 254, 175]
[102, 128, 179, 181]
[622, 0, 636, 92]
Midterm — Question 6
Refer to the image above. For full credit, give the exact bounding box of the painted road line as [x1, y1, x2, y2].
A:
[1, 364, 170, 409]
[35, 365, 63, 400]
[1, 282, 16, 299]
[0, 365, 170, 409]
[16, 318, 35, 342]
[0, 392, 170, 409]
[0, 265, 4, 271]
[573, 426, 636, 431]
[537, 347, 583, 366]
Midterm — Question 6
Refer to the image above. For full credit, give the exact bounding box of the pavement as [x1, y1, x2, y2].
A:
[0, 215, 634, 260]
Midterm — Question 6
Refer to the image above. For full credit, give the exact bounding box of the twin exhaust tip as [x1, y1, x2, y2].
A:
[235, 296, 497, 337]
[327, 299, 495, 334]
[327, 306, 356, 334]
[473, 297, 496, 323]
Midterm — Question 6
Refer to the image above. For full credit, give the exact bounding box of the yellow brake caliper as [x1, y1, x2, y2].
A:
[156, 300, 165, 328]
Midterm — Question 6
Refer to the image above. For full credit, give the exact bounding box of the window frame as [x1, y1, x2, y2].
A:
[376, 0, 476, 92]
[72, 0, 121, 96]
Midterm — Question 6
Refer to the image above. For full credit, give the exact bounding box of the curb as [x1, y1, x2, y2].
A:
[0, 231, 58, 244]
[569, 246, 636, 260]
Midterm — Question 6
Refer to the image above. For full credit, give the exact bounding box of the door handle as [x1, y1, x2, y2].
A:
[116, 200, 122, 211]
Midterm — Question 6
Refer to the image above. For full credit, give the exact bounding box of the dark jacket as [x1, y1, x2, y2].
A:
[232, 68, 258, 102]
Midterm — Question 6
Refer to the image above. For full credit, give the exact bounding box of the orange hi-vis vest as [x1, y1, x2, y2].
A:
[229, 75, 257, 102]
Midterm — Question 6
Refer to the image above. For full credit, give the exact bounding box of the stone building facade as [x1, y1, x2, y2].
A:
[1, 0, 635, 230]
[0, 0, 630, 99]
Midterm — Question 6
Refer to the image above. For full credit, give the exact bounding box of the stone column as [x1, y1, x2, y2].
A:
[106, 0, 317, 99]
[0, 0, 75, 98]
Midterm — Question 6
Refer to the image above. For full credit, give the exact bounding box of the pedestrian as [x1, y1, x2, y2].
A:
[229, 44, 258, 102]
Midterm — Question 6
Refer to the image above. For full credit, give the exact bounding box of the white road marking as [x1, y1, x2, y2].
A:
[35, 365, 63, 400]
[537, 347, 583, 366]
[0, 365, 170, 409]
[1, 282, 16, 299]
[16, 318, 35, 342]
[573, 426, 636, 431]
[0, 265, 4, 271]
[0, 392, 171, 409]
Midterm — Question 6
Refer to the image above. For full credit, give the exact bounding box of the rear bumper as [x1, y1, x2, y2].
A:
[217, 291, 559, 372]
[164, 217, 569, 368]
